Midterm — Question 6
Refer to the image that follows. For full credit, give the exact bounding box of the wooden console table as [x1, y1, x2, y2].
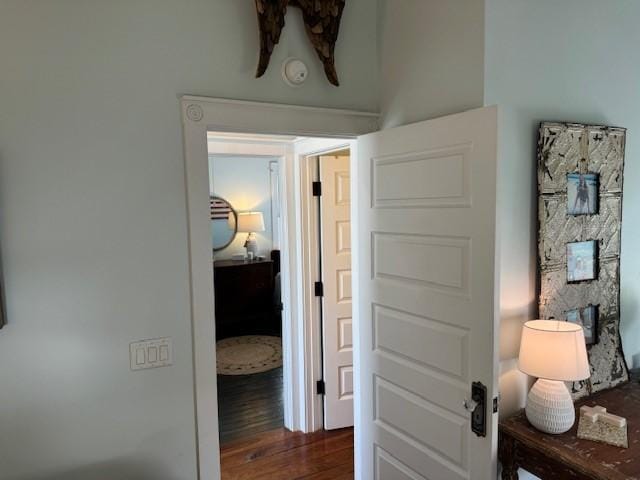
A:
[499, 376, 640, 479]
[213, 259, 275, 339]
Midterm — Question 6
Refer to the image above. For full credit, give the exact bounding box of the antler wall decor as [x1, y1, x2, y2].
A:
[255, 0, 346, 86]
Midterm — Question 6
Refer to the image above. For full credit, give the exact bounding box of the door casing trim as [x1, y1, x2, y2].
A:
[296, 141, 356, 432]
[179, 95, 378, 480]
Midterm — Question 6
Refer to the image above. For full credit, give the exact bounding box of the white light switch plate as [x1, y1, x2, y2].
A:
[130, 337, 173, 371]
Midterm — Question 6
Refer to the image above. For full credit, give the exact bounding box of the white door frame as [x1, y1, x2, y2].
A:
[179, 95, 378, 480]
[295, 140, 356, 433]
[317, 153, 354, 430]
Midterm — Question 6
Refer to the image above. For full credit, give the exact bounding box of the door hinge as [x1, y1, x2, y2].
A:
[312, 181, 322, 197]
[316, 380, 326, 395]
[314, 281, 324, 297]
[493, 395, 499, 414]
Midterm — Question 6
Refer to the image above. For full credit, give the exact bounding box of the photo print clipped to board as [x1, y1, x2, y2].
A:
[567, 172, 599, 215]
[537, 122, 628, 399]
[567, 240, 598, 283]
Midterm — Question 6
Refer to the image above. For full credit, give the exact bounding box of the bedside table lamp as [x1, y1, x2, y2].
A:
[236, 211, 265, 258]
[518, 320, 590, 434]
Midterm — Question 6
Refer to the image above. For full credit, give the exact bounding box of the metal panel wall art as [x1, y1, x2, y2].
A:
[537, 122, 628, 399]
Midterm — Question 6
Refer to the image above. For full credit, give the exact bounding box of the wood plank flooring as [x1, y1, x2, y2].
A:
[220, 427, 354, 480]
[217, 367, 284, 445]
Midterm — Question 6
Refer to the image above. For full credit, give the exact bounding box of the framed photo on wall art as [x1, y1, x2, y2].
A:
[567, 305, 598, 345]
[567, 240, 597, 282]
[567, 173, 599, 215]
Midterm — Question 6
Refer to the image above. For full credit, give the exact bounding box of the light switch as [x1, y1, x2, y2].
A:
[130, 337, 173, 371]
[148, 346, 158, 363]
[135, 348, 145, 365]
[159, 345, 169, 362]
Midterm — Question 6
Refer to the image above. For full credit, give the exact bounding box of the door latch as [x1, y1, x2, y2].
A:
[464, 381, 487, 437]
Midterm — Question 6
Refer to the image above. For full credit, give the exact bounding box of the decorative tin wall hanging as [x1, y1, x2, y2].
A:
[537, 122, 628, 399]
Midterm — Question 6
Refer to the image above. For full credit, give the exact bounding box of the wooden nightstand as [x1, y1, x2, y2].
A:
[499, 375, 640, 479]
[213, 259, 275, 339]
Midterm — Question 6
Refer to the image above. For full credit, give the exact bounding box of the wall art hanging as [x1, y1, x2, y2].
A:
[255, 0, 345, 86]
[537, 122, 628, 399]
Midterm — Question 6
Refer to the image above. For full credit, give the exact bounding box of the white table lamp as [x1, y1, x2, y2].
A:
[236, 211, 265, 258]
[518, 320, 590, 434]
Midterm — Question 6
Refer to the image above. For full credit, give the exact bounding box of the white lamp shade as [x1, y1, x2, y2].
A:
[518, 320, 590, 382]
[236, 212, 265, 233]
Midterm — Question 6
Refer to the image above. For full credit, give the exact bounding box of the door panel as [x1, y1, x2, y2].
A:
[320, 154, 354, 430]
[356, 107, 499, 480]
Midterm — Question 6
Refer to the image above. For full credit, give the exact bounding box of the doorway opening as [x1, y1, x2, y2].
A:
[209, 152, 285, 445]
[206, 131, 356, 478]
[180, 97, 377, 479]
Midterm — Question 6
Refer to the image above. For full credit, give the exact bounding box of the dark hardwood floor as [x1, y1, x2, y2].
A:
[217, 366, 284, 445]
[220, 427, 354, 480]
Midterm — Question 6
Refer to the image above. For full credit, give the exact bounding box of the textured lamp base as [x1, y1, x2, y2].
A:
[525, 379, 575, 434]
[244, 232, 258, 258]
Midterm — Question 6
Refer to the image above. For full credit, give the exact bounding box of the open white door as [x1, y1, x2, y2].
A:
[355, 106, 499, 480]
[319, 154, 353, 430]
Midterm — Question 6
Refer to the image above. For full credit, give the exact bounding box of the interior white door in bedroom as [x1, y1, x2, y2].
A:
[355, 106, 500, 480]
[319, 154, 353, 430]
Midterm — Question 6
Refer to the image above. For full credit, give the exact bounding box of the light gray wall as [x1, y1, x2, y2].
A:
[378, 0, 485, 129]
[487, 1, 640, 477]
[0, 1, 377, 479]
[209, 155, 276, 260]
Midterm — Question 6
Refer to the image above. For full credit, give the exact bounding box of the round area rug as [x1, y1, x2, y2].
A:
[216, 335, 282, 375]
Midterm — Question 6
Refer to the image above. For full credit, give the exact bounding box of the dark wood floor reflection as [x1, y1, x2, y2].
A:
[217, 366, 284, 445]
[220, 427, 354, 480]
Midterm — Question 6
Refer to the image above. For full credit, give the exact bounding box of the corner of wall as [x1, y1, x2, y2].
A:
[378, 0, 485, 129]
[496, 107, 538, 417]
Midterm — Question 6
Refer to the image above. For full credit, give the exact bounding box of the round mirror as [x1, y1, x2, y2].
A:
[210, 195, 238, 252]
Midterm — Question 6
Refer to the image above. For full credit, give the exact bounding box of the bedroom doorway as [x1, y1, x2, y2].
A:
[209, 152, 286, 445]
[206, 133, 357, 480]
[207, 132, 356, 449]
[181, 97, 376, 479]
